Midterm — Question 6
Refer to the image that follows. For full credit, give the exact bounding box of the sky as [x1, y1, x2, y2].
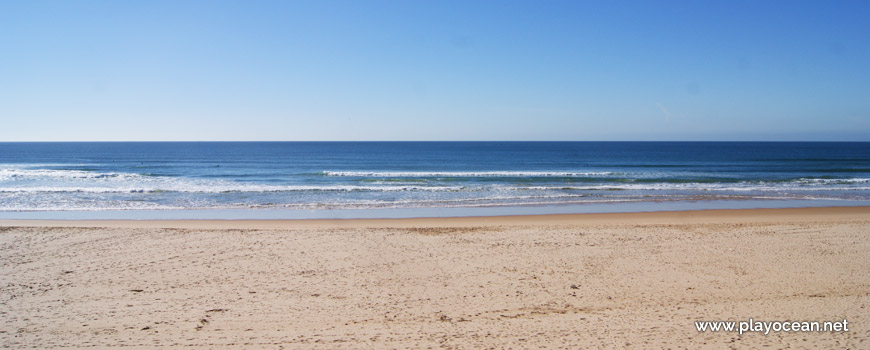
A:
[1, 0, 869, 141]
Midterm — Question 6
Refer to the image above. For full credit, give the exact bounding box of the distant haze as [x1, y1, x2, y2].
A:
[1, 1, 868, 141]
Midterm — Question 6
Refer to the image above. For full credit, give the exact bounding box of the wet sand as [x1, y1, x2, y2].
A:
[2, 207, 869, 348]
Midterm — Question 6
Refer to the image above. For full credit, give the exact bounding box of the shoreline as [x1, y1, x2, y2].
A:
[2, 205, 870, 229]
[2, 198, 868, 221]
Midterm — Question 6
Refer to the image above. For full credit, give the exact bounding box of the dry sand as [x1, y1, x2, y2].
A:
[2, 206, 870, 349]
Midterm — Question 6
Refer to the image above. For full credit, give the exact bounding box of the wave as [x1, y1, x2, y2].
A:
[0, 185, 468, 194]
[0, 168, 142, 180]
[321, 170, 619, 177]
[1, 166, 867, 200]
[3, 181, 869, 194]
[790, 178, 870, 184]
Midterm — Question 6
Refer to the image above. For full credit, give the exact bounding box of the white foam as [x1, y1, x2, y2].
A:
[2, 175, 870, 194]
[2, 165, 868, 211]
[322, 170, 618, 177]
[0, 168, 141, 181]
[0, 185, 470, 193]
[502, 179, 870, 192]
[793, 178, 870, 184]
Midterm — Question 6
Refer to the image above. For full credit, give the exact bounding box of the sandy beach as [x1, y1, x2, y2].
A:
[2, 206, 869, 349]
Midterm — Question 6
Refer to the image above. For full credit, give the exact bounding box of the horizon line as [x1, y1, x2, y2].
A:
[1, 140, 868, 143]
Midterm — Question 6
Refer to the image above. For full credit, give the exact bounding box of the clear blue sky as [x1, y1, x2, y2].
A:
[1, 0, 868, 141]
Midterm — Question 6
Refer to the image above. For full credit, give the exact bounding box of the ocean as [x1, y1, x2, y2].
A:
[1, 142, 868, 218]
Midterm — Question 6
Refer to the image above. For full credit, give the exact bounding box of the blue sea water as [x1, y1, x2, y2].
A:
[0, 142, 868, 217]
